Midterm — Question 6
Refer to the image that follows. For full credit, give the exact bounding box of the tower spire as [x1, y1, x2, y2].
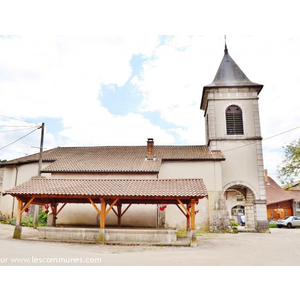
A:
[224, 35, 228, 54]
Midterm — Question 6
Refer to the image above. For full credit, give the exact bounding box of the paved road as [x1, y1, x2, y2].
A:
[1, 223, 300, 266]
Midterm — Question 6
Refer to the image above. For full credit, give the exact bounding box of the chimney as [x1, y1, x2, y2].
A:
[147, 138, 154, 160]
[264, 169, 268, 182]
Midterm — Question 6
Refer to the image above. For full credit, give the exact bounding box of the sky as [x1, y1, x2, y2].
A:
[0, 35, 300, 183]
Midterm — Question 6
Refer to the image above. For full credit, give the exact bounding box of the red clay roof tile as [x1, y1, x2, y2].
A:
[1, 145, 225, 173]
[4, 178, 208, 199]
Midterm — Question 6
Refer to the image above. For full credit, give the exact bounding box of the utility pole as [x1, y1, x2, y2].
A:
[33, 123, 44, 229]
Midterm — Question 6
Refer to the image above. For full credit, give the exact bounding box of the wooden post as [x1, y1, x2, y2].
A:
[190, 199, 197, 247]
[100, 199, 106, 229]
[13, 199, 23, 239]
[117, 203, 122, 228]
[50, 203, 58, 226]
[186, 204, 191, 230]
[191, 200, 195, 231]
[98, 199, 106, 243]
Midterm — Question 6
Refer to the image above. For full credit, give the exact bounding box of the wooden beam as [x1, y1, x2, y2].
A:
[177, 199, 191, 216]
[105, 198, 119, 216]
[121, 203, 132, 217]
[88, 198, 101, 215]
[56, 203, 67, 216]
[176, 204, 187, 217]
[111, 206, 118, 217]
[21, 197, 35, 214]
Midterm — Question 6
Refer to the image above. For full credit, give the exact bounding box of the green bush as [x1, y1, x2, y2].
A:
[38, 211, 48, 226]
[0, 211, 15, 225]
[0, 209, 48, 227]
[21, 216, 34, 227]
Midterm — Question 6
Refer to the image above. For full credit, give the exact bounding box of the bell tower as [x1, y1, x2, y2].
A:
[200, 42, 269, 232]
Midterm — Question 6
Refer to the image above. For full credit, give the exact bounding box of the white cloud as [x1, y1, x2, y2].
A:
[130, 35, 300, 182]
[1, 35, 300, 184]
[0, 36, 160, 118]
[132, 36, 224, 144]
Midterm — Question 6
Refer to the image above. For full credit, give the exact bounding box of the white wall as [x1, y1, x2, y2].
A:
[158, 160, 223, 230]
[0, 162, 51, 217]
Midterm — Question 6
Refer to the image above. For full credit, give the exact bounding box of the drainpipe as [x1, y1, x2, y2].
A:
[11, 165, 19, 218]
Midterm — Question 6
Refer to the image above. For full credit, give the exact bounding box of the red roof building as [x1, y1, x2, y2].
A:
[265, 170, 295, 219]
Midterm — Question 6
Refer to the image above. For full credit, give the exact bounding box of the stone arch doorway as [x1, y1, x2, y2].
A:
[231, 205, 245, 225]
[223, 181, 258, 229]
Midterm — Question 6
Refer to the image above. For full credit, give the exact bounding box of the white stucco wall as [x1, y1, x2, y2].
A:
[158, 160, 223, 230]
[0, 162, 51, 217]
[48, 173, 158, 227]
[56, 203, 157, 227]
[205, 88, 264, 199]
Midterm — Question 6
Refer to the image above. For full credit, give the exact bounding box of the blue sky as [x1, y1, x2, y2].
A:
[1, 35, 300, 183]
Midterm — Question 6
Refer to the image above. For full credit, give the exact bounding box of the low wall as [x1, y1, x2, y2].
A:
[38, 227, 99, 243]
[105, 228, 177, 245]
[38, 227, 187, 246]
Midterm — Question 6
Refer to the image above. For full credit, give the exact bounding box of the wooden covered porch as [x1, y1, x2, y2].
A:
[3, 178, 208, 246]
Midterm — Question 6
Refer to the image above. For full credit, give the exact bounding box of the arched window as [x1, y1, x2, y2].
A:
[226, 105, 244, 135]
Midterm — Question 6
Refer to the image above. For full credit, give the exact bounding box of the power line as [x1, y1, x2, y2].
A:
[0, 115, 25, 122]
[263, 125, 300, 141]
[0, 125, 37, 128]
[0, 127, 38, 133]
[0, 126, 40, 152]
[0, 115, 39, 126]
[222, 125, 300, 153]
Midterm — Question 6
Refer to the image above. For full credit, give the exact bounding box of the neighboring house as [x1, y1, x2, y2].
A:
[0, 43, 270, 233]
[265, 170, 294, 219]
[284, 182, 300, 217]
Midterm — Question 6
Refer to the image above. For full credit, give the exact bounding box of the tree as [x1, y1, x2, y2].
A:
[277, 139, 300, 185]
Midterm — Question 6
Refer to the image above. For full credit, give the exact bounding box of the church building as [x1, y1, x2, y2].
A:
[0, 43, 270, 244]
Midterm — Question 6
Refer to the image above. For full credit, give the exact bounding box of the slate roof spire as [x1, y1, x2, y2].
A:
[224, 35, 228, 54]
[200, 39, 264, 110]
[209, 42, 262, 88]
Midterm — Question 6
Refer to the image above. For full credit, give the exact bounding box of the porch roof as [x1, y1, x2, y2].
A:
[3, 178, 208, 205]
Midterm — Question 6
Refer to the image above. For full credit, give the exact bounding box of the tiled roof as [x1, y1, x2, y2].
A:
[265, 176, 294, 205]
[1, 145, 225, 173]
[3, 178, 208, 199]
[288, 190, 300, 203]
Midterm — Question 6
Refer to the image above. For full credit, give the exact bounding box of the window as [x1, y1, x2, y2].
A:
[226, 105, 244, 135]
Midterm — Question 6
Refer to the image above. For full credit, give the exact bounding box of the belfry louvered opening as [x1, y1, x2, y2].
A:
[226, 105, 244, 135]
